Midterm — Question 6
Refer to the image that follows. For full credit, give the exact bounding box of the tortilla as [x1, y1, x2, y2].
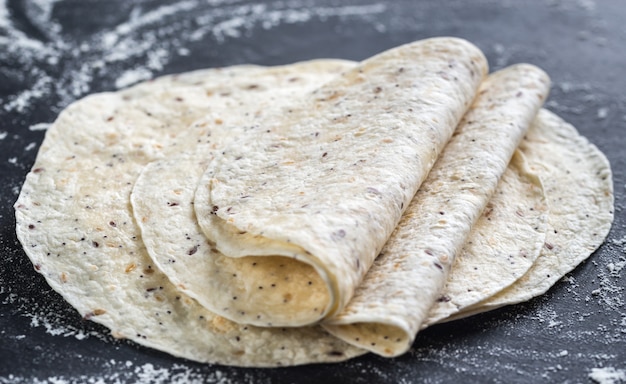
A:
[322, 63, 549, 356]
[194, 37, 488, 328]
[448, 108, 614, 319]
[14, 38, 614, 366]
[14, 60, 369, 367]
[423, 150, 547, 326]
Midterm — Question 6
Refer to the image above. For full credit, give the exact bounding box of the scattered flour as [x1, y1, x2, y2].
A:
[24, 142, 37, 151]
[0, 362, 236, 384]
[0, 280, 109, 343]
[0, 1, 624, 383]
[114, 68, 153, 89]
[589, 367, 626, 384]
[0, 0, 386, 114]
[611, 235, 626, 255]
[597, 107, 609, 119]
[28, 123, 52, 131]
[591, 237, 626, 311]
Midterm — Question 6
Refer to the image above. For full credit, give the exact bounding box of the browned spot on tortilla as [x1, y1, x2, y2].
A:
[83, 308, 106, 320]
[211, 315, 236, 333]
[125, 263, 136, 273]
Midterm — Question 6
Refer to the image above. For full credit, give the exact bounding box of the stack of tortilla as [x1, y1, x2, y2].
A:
[14, 37, 614, 367]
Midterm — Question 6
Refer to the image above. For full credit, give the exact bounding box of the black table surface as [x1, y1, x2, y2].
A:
[1, 1, 625, 383]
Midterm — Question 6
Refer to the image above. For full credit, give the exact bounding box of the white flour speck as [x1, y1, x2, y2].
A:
[29, 123, 52, 131]
[115, 68, 154, 89]
[589, 367, 626, 384]
[597, 107, 609, 119]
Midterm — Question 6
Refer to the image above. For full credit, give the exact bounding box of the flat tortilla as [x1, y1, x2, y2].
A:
[448, 108, 614, 319]
[194, 37, 488, 328]
[14, 60, 368, 367]
[322, 64, 549, 356]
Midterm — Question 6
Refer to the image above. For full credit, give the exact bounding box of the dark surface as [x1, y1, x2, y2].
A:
[1, 1, 625, 383]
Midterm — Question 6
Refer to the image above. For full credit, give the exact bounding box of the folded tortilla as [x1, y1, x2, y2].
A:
[322, 63, 550, 356]
[14, 60, 368, 367]
[423, 150, 547, 326]
[447, 108, 614, 320]
[194, 37, 488, 328]
[132, 62, 550, 358]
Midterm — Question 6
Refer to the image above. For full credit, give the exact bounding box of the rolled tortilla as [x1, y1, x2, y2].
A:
[195, 37, 488, 327]
[322, 63, 550, 356]
[14, 61, 367, 367]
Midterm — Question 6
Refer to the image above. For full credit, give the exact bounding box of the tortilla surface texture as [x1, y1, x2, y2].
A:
[195, 37, 488, 328]
[322, 64, 549, 356]
[133, 63, 550, 357]
[423, 150, 547, 326]
[14, 60, 369, 367]
[450, 108, 614, 319]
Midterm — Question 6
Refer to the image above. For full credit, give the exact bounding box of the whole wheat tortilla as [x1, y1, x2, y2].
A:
[14, 60, 368, 367]
[448, 108, 614, 319]
[194, 37, 488, 328]
[322, 64, 549, 356]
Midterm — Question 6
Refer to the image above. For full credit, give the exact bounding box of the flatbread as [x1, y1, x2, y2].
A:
[14, 39, 614, 366]
[449, 108, 614, 319]
[194, 37, 488, 328]
[423, 150, 547, 326]
[132, 62, 549, 357]
[322, 64, 550, 356]
[14, 60, 368, 367]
